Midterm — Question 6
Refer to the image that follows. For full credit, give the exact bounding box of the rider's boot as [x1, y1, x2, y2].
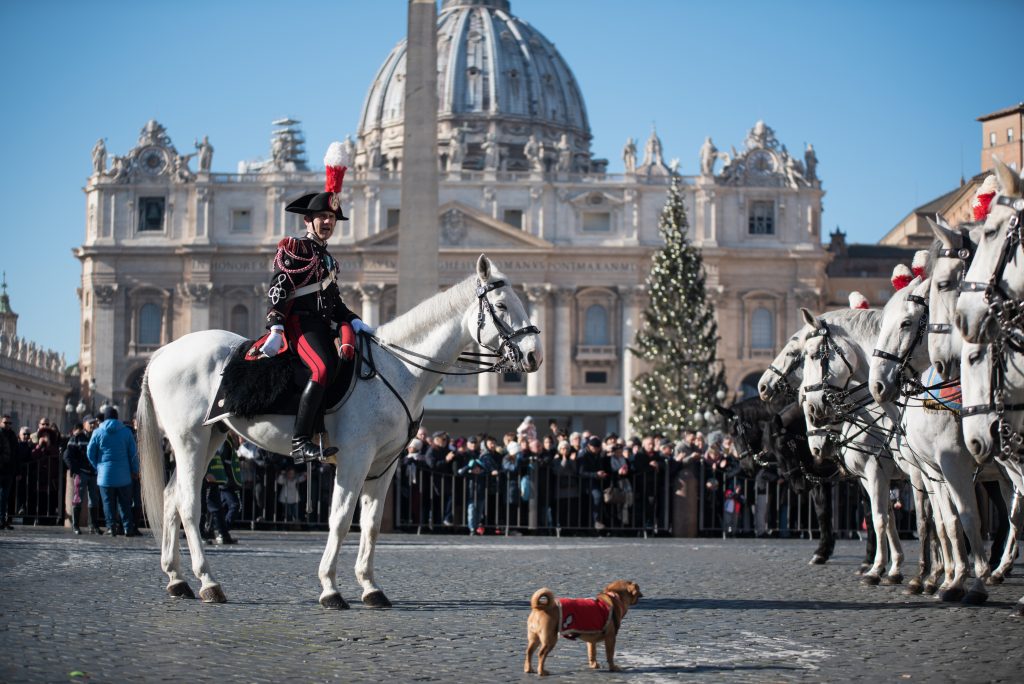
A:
[291, 380, 338, 465]
[71, 505, 82, 535]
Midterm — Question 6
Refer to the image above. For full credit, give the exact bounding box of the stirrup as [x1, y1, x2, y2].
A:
[291, 437, 338, 465]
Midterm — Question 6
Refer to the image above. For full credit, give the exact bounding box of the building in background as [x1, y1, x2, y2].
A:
[73, 0, 969, 436]
[0, 274, 76, 431]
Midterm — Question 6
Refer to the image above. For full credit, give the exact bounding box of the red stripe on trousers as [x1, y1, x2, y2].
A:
[286, 318, 328, 385]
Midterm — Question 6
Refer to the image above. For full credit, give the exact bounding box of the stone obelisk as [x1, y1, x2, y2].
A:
[397, 0, 440, 314]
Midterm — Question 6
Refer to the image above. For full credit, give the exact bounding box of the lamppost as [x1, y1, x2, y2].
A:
[64, 399, 75, 433]
[89, 378, 97, 414]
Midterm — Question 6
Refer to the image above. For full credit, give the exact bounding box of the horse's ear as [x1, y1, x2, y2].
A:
[927, 214, 956, 249]
[800, 307, 818, 328]
[714, 404, 734, 419]
[992, 156, 1022, 198]
[476, 254, 492, 282]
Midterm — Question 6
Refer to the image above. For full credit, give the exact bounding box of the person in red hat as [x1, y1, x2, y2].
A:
[259, 142, 371, 464]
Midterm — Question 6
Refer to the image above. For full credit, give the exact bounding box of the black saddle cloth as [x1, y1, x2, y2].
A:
[203, 341, 357, 430]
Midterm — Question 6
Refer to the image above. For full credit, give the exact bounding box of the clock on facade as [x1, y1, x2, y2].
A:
[138, 146, 168, 175]
[748, 150, 775, 175]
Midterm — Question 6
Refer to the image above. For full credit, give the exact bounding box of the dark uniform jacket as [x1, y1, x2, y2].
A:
[266, 236, 359, 330]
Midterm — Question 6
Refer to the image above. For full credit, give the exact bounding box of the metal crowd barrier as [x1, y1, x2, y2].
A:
[2, 453, 1014, 546]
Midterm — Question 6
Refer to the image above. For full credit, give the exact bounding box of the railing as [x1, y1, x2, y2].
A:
[3, 452, 1014, 546]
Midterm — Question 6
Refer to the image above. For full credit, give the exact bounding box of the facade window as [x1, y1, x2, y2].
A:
[582, 211, 611, 232]
[503, 208, 523, 229]
[1008, 128, 1015, 143]
[583, 304, 610, 345]
[138, 303, 162, 347]
[990, 131, 997, 147]
[748, 201, 774, 235]
[139, 197, 165, 232]
[739, 372, 762, 400]
[751, 307, 773, 349]
[230, 305, 249, 336]
[584, 371, 608, 384]
[502, 371, 523, 383]
[386, 208, 401, 229]
[231, 209, 252, 233]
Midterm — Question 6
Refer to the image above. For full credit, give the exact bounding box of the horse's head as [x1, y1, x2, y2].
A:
[716, 403, 762, 477]
[468, 254, 543, 373]
[758, 329, 806, 402]
[927, 215, 974, 380]
[961, 341, 999, 465]
[869, 275, 928, 404]
[799, 308, 857, 427]
[956, 159, 1024, 343]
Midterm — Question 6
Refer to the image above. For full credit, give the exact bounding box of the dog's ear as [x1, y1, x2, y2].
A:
[628, 581, 643, 602]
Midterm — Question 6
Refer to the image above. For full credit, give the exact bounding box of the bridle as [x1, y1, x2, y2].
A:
[369, 278, 540, 376]
[959, 195, 1024, 343]
[871, 292, 929, 396]
[957, 195, 1024, 461]
[764, 351, 802, 401]
[474, 279, 541, 371]
[802, 322, 866, 417]
[928, 226, 974, 337]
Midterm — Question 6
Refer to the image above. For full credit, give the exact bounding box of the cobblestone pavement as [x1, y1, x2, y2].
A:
[0, 527, 1021, 682]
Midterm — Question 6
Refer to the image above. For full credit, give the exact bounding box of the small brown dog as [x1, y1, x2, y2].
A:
[524, 580, 642, 676]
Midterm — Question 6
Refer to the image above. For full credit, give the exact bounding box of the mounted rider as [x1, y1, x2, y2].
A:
[259, 142, 372, 464]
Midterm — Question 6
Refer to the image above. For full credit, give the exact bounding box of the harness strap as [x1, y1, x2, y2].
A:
[286, 274, 336, 301]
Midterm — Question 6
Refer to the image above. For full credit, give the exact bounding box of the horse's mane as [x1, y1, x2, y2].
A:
[376, 274, 482, 346]
[822, 307, 882, 344]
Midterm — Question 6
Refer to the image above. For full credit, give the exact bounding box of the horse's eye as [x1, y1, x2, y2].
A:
[937, 281, 951, 291]
[967, 352, 982, 365]
[495, 302, 507, 312]
[899, 319, 912, 329]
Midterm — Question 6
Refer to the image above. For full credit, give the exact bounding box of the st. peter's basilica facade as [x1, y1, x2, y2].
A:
[74, 0, 900, 436]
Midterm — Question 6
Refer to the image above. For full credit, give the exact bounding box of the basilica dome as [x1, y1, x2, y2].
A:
[356, 0, 594, 173]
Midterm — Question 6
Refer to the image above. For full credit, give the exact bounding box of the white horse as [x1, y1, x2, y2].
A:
[927, 217, 1022, 584]
[868, 275, 1019, 604]
[137, 255, 543, 605]
[758, 318, 904, 579]
[798, 305, 936, 587]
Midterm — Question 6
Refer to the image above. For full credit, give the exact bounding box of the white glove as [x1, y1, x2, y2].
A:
[351, 319, 374, 336]
[260, 325, 285, 357]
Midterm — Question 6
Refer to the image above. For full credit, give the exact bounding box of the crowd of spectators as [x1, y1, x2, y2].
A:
[395, 416, 753, 536]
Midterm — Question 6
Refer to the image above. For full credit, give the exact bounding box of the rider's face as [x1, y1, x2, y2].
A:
[306, 212, 336, 241]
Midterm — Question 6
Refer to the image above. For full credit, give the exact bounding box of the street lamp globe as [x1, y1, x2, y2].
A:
[76, 400, 87, 416]
[703, 409, 714, 424]
[716, 389, 727, 402]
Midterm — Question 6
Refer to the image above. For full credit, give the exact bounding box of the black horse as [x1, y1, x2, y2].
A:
[718, 397, 876, 568]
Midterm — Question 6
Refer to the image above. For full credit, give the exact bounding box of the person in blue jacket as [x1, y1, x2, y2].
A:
[87, 407, 140, 537]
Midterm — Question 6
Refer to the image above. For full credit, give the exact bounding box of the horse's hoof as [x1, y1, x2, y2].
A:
[319, 592, 349, 610]
[199, 585, 227, 604]
[961, 590, 988, 606]
[167, 581, 196, 599]
[861, 574, 881, 586]
[905, 578, 923, 595]
[880, 573, 903, 586]
[809, 554, 827, 565]
[985, 573, 1004, 586]
[856, 563, 871, 575]
[923, 581, 939, 596]
[1013, 604, 1024, 619]
[362, 590, 392, 609]
[939, 587, 965, 603]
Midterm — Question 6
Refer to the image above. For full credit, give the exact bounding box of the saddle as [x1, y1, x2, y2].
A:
[202, 330, 360, 429]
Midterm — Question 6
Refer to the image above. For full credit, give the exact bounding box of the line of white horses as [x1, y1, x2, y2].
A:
[758, 160, 1024, 617]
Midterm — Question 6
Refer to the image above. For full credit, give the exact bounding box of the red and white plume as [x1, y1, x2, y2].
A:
[323, 141, 350, 194]
[972, 174, 997, 221]
[912, 250, 929, 278]
[891, 264, 913, 291]
[849, 291, 869, 310]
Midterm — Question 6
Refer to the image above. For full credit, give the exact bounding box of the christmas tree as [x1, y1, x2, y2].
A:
[630, 171, 725, 439]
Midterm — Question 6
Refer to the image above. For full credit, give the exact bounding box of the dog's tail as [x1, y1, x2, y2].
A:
[531, 588, 557, 612]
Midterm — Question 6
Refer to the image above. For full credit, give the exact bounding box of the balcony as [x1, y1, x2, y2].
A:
[575, 345, 617, 363]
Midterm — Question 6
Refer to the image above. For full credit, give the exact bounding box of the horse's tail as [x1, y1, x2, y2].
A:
[137, 355, 165, 542]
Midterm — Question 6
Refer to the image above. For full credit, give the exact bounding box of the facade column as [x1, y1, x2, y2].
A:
[179, 282, 212, 333]
[525, 285, 549, 396]
[91, 284, 119, 407]
[552, 287, 574, 396]
[618, 285, 644, 437]
[358, 283, 382, 328]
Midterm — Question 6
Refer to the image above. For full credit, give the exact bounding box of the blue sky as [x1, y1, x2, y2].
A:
[1, 0, 1021, 363]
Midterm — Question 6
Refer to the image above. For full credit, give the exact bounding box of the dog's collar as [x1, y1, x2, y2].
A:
[599, 592, 624, 633]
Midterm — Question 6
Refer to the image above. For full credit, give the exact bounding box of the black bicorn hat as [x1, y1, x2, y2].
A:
[285, 141, 350, 220]
[285, 192, 348, 221]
